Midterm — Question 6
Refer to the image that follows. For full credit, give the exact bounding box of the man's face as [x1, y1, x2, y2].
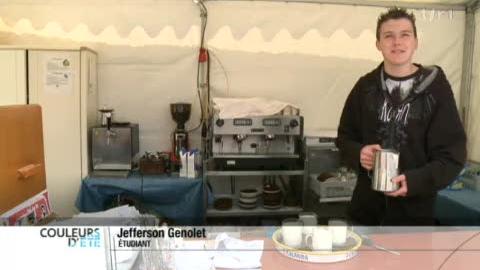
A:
[376, 18, 418, 67]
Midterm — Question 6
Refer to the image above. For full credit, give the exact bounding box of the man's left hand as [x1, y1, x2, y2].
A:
[385, 174, 408, 197]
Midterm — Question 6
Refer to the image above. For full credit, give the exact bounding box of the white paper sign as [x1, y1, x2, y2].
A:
[45, 57, 74, 94]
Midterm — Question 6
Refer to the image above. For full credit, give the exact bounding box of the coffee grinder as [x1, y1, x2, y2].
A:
[170, 103, 191, 170]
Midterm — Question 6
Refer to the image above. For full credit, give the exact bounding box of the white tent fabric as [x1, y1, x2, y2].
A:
[205, 3, 464, 136]
[0, 0, 470, 155]
[371, 0, 468, 4]
[0, 0, 199, 38]
[0, 0, 467, 39]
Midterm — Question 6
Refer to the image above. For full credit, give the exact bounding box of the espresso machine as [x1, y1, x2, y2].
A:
[209, 114, 303, 170]
[91, 108, 139, 177]
[170, 103, 191, 168]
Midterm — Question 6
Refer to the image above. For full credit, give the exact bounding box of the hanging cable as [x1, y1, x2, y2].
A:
[208, 49, 230, 96]
[189, 0, 210, 133]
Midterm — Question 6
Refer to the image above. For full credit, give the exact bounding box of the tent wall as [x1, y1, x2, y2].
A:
[205, 3, 464, 137]
[0, 0, 466, 151]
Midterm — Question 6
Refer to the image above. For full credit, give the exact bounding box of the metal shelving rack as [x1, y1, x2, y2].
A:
[202, 158, 306, 219]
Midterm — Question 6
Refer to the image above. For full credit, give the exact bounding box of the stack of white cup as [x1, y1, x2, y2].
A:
[281, 215, 348, 252]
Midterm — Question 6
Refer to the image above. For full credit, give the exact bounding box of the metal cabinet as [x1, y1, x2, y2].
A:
[0, 46, 98, 216]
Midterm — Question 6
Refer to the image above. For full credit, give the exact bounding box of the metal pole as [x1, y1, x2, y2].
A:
[459, 6, 475, 130]
[205, 0, 466, 11]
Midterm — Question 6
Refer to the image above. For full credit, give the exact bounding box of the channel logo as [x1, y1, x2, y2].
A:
[39, 228, 102, 248]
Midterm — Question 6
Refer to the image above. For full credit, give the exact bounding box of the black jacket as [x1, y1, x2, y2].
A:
[336, 63, 466, 225]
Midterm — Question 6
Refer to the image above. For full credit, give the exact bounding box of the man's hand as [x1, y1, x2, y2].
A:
[360, 144, 382, 170]
[385, 174, 408, 197]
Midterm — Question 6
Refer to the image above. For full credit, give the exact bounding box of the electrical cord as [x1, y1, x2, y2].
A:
[188, 53, 206, 133]
[188, 0, 209, 133]
[206, 47, 211, 118]
[208, 49, 230, 96]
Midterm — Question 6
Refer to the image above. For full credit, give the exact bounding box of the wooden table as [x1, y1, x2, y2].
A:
[258, 230, 480, 270]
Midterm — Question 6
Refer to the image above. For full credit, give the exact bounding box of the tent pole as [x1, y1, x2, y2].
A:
[459, 5, 475, 129]
[467, 0, 480, 11]
[463, 0, 479, 163]
[206, 0, 466, 11]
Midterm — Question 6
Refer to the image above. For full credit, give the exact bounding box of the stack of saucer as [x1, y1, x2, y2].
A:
[263, 184, 282, 209]
[238, 188, 259, 209]
[214, 197, 233, 211]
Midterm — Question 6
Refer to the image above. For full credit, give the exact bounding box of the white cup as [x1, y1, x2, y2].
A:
[306, 227, 332, 251]
[328, 219, 348, 246]
[299, 212, 317, 226]
[302, 226, 315, 238]
[299, 212, 317, 237]
[282, 218, 303, 248]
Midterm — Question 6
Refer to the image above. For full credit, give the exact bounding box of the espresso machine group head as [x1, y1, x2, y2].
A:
[170, 103, 192, 167]
[99, 108, 114, 130]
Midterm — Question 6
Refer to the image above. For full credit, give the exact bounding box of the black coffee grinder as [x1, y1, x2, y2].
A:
[170, 103, 191, 170]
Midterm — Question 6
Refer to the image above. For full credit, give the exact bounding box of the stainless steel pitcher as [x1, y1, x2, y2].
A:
[372, 149, 399, 192]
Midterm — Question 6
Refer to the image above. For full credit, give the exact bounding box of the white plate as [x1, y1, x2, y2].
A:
[240, 188, 259, 198]
[238, 201, 257, 209]
[272, 229, 362, 263]
[263, 204, 282, 210]
[239, 197, 258, 204]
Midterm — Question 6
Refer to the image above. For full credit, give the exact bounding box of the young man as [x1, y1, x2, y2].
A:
[336, 7, 466, 225]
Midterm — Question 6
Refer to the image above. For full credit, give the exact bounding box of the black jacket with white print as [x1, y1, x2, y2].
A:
[336, 63, 466, 225]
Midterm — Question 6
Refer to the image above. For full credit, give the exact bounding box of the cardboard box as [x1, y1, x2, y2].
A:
[0, 190, 52, 225]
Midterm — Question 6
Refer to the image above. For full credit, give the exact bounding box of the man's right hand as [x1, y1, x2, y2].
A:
[360, 144, 382, 171]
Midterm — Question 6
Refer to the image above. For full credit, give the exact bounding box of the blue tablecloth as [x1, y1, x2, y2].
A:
[75, 173, 204, 225]
[435, 189, 480, 225]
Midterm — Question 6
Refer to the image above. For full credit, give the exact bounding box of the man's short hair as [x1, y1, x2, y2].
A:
[376, 7, 417, 40]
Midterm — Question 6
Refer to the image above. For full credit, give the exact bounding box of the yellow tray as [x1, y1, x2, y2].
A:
[272, 229, 362, 263]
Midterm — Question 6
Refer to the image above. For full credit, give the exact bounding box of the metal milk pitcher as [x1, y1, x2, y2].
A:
[372, 149, 400, 192]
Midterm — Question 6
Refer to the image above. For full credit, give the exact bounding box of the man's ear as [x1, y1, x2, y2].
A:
[376, 40, 381, 51]
[414, 38, 418, 50]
